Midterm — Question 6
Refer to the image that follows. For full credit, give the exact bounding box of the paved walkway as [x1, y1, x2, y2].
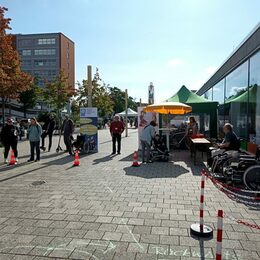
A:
[0, 129, 259, 260]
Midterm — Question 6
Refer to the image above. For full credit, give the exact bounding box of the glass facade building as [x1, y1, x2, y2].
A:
[197, 23, 260, 144]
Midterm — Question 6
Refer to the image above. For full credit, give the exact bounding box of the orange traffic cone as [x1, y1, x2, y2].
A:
[132, 151, 140, 167]
[73, 150, 80, 166]
[9, 150, 16, 165]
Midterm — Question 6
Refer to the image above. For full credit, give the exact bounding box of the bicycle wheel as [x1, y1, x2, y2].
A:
[243, 165, 260, 191]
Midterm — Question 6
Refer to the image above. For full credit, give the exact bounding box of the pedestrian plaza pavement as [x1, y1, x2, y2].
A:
[0, 128, 259, 260]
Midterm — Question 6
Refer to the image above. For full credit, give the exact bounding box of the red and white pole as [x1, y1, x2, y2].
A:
[216, 210, 223, 260]
[190, 169, 213, 237]
[200, 172, 205, 232]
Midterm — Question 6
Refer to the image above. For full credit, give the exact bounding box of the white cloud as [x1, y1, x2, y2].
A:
[167, 58, 184, 68]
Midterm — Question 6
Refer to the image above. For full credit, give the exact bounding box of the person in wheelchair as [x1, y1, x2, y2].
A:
[208, 123, 240, 168]
[72, 134, 85, 151]
[151, 134, 169, 162]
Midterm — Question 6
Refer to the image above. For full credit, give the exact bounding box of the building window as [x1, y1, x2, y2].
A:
[225, 61, 248, 101]
[22, 50, 32, 56]
[34, 59, 57, 67]
[249, 51, 260, 144]
[21, 60, 32, 66]
[212, 79, 225, 104]
[204, 88, 213, 100]
[34, 49, 56, 55]
[18, 39, 33, 47]
[38, 38, 56, 45]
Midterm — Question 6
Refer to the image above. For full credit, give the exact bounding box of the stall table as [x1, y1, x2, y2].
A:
[190, 138, 211, 165]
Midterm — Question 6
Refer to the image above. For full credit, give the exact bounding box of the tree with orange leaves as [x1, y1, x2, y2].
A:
[0, 6, 32, 124]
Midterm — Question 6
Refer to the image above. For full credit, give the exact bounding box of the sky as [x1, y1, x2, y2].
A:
[1, 0, 260, 103]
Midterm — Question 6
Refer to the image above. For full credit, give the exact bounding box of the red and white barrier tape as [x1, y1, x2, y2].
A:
[213, 181, 260, 201]
[216, 210, 223, 260]
[202, 170, 260, 199]
[224, 212, 260, 230]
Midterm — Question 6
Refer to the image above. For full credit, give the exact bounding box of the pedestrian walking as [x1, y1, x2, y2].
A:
[0, 118, 19, 164]
[27, 117, 42, 162]
[140, 120, 156, 163]
[110, 114, 125, 154]
[40, 114, 56, 152]
[62, 115, 74, 155]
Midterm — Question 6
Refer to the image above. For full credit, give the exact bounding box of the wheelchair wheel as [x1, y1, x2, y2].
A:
[82, 141, 90, 154]
[243, 165, 260, 191]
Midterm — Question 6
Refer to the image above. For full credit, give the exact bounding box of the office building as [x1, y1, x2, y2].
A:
[0, 33, 75, 120]
[14, 32, 75, 88]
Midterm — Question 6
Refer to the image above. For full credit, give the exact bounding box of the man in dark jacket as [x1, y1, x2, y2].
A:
[110, 114, 125, 154]
[41, 114, 56, 152]
[0, 118, 19, 164]
[62, 115, 74, 155]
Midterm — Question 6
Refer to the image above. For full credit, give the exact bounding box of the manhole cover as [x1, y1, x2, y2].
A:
[31, 180, 46, 186]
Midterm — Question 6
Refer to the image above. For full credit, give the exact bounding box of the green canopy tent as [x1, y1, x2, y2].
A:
[225, 84, 257, 104]
[219, 85, 257, 139]
[166, 85, 218, 137]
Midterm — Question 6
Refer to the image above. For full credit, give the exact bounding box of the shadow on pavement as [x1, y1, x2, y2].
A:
[119, 154, 133, 162]
[92, 154, 117, 165]
[123, 162, 189, 179]
[0, 164, 48, 183]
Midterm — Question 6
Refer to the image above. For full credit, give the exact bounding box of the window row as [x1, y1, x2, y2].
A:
[20, 49, 56, 56]
[35, 49, 56, 55]
[34, 59, 57, 67]
[18, 38, 56, 47]
[38, 38, 56, 45]
[34, 70, 57, 77]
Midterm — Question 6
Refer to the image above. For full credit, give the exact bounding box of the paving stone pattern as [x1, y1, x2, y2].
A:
[0, 128, 259, 259]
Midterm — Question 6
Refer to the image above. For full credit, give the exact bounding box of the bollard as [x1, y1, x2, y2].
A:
[216, 210, 223, 260]
[190, 169, 213, 237]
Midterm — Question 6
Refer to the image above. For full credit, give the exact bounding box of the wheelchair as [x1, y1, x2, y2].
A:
[208, 147, 260, 191]
[72, 134, 96, 154]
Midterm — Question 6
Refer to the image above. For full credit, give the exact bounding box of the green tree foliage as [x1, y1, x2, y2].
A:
[109, 87, 137, 113]
[18, 78, 39, 118]
[43, 70, 76, 128]
[77, 69, 114, 117]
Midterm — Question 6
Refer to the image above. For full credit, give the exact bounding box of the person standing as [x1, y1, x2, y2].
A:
[0, 118, 19, 164]
[62, 115, 74, 155]
[140, 120, 156, 163]
[41, 114, 56, 152]
[27, 117, 42, 162]
[110, 115, 125, 154]
[185, 116, 198, 136]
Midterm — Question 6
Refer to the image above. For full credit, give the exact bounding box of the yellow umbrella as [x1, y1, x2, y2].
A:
[144, 101, 192, 114]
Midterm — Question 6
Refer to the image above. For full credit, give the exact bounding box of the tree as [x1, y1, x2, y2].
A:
[0, 7, 32, 124]
[109, 87, 137, 113]
[18, 78, 39, 118]
[43, 70, 76, 129]
[77, 69, 114, 117]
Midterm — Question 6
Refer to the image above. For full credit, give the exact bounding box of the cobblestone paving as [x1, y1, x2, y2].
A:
[0, 129, 259, 259]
